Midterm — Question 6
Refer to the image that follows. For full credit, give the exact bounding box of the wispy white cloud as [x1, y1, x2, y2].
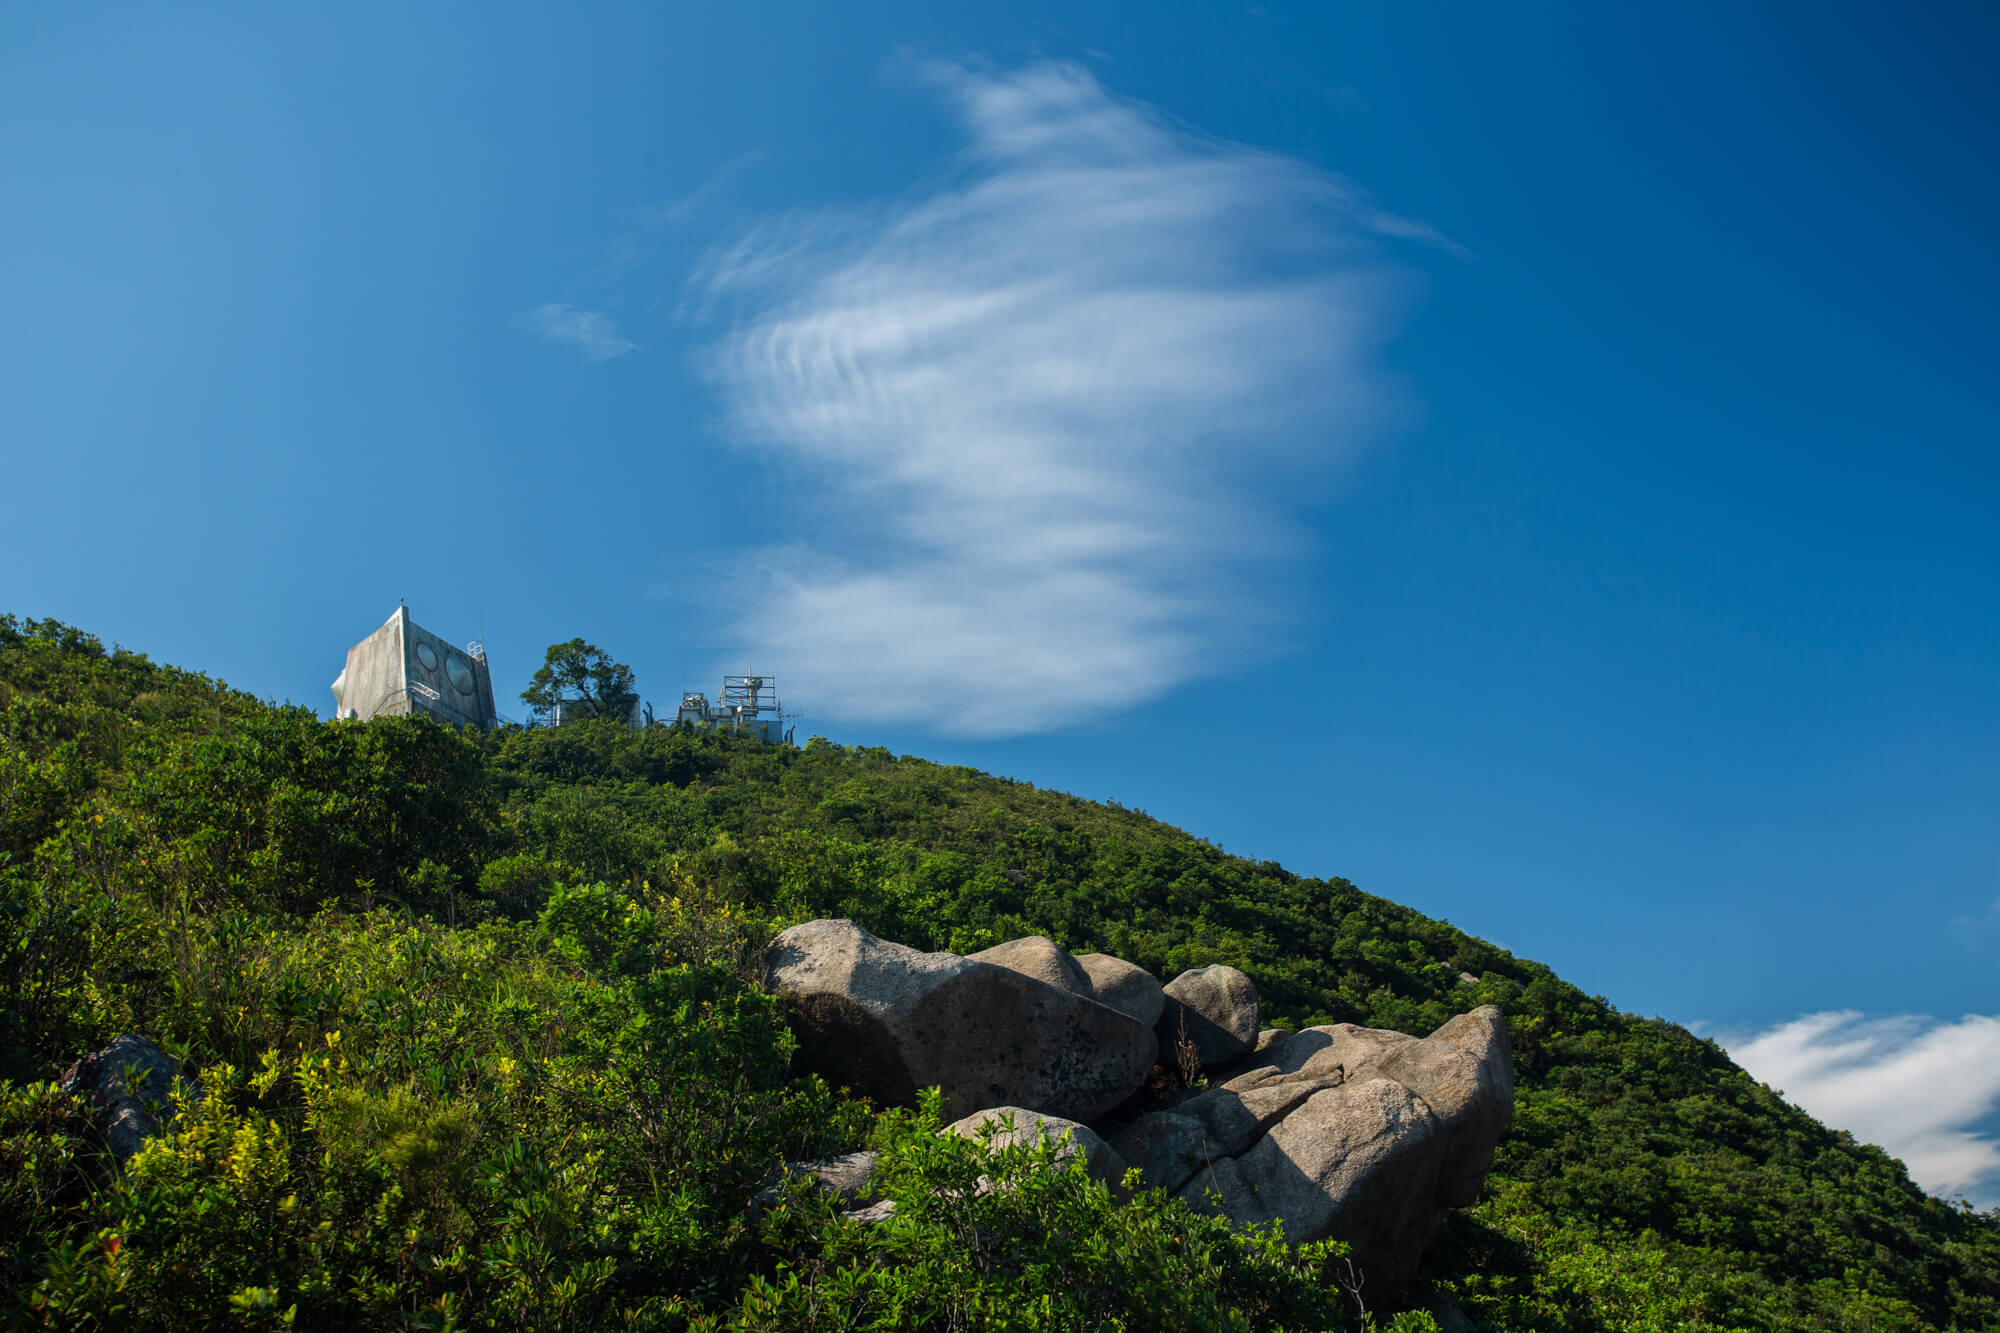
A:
[587, 151, 771, 289]
[1722, 1010, 2000, 1206]
[693, 59, 1443, 736]
[1952, 895, 2000, 930]
[648, 149, 767, 228]
[525, 303, 636, 361]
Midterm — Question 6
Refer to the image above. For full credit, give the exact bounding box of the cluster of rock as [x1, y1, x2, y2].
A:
[59, 926, 1504, 1309]
[762, 919, 1513, 1300]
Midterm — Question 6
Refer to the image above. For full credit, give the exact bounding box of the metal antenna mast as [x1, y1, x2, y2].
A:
[720, 674, 783, 738]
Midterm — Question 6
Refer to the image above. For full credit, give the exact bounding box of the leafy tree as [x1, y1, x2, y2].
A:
[519, 637, 638, 723]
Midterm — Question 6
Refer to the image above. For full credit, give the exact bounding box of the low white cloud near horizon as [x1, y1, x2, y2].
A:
[1722, 1009, 2000, 1207]
[694, 59, 1438, 736]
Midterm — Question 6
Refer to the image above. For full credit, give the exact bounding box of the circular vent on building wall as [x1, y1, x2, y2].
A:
[446, 656, 475, 695]
[414, 642, 439, 672]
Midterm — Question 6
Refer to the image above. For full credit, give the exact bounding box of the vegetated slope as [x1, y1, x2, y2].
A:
[2, 615, 1996, 1331]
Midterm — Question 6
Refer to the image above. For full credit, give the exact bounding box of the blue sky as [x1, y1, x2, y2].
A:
[5, 2, 1997, 1201]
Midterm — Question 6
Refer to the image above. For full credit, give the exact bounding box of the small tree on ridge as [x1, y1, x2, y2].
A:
[521, 638, 639, 722]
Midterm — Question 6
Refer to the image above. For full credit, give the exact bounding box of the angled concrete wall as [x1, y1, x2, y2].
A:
[331, 607, 496, 728]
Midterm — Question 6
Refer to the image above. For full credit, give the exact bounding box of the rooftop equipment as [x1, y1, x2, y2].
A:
[675, 674, 790, 743]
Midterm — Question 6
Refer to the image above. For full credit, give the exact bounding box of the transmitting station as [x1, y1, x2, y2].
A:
[330, 607, 793, 743]
[675, 674, 791, 743]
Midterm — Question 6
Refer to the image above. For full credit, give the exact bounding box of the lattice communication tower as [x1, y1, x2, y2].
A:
[720, 675, 781, 732]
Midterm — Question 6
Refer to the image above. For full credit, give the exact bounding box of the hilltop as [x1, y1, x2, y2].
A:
[2, 613, 1996, 1330]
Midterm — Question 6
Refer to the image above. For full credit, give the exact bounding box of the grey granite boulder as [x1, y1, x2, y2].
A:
[1107, 1110, 1211, 1195]
[1157, 965, 1260, 1069]
[1222, 1023, 1410, 1092]
[1179, 1077, 1448, 1298]
[945, 1105, 1129, 1189]
[1137, 1007, 1514, 1305]
[1179, 1077, 1332, 1156]
[764, 919, 1155, 1124]
[969, 936, 1095, 997]
[1225, 1005, 1513, 1209]
[1252, 1028, 1293, 1055]
[1409, 1006, 1515, 1206]
[1074, 953, 1166, 1029]
[748, 1151, 882, 1222]
[1206, 1026, 1296, 1083]
[1108, 1073, 1340, 1195]
[59, 1035, 195, 1164]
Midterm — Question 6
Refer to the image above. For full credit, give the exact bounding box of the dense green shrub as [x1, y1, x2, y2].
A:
[1, 613, 1996, 1329]
[713, 1091, 1410, 1333]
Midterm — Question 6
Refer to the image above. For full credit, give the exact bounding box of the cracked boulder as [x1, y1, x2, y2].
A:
[764, 919, 1156, 1124]
[1124, 1006, 1514, 1304]
[1219, 1005, 1514, 1210]
[1180, 1077, 1448, 1298]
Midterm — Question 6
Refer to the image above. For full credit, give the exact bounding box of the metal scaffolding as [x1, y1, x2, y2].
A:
[719, 675, 782, 733]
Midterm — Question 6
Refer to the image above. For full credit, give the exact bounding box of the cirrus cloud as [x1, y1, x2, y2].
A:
[526, 302, 636, 361]
[693, 59, 1442, 736]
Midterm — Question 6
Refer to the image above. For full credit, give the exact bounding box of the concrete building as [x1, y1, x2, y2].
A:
[330, 606, 497, 728]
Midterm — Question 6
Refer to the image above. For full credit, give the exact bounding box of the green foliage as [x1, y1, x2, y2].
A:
[1, 613, 1996, 1330]
[716, 1090, 1355, 1332]
[520, 638, 639, 724]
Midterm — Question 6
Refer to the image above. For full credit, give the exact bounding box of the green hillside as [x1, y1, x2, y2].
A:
[3, 613, 1996, 1330]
